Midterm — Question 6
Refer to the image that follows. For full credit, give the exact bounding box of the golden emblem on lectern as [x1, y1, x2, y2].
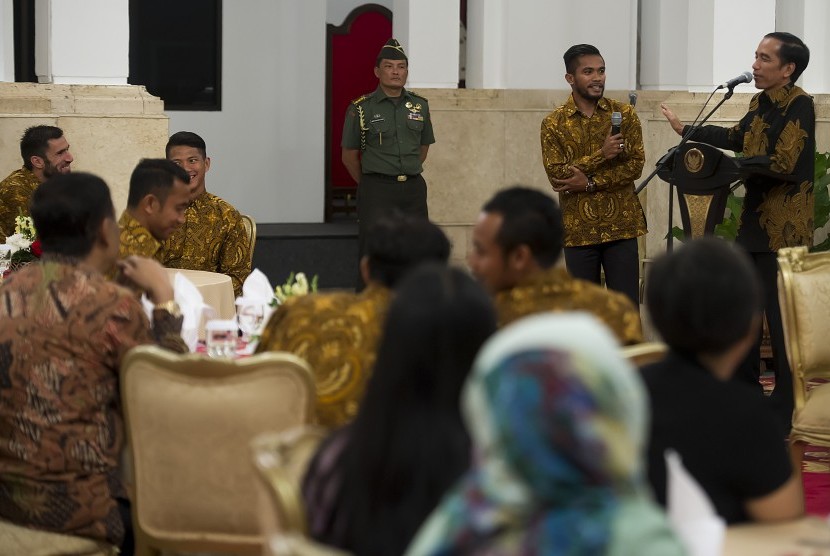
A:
[684, 148, 704, 173]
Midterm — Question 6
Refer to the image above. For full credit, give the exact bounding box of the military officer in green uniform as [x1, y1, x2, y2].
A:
[341, 38, 435, 288]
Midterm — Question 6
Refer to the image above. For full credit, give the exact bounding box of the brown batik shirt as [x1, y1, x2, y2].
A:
[117, 210, 163, 259]
[157, 191, 251, 297]
[541, 96, 648, 247]
[0, 259, 185, 545]
[256, 285, 392, 428]
[495, 266, 643, 345]
[686, 84, 815, 252]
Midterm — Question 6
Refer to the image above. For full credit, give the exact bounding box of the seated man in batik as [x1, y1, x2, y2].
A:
[160, 131, 251, 296]
[256, 215, 450, 428]
[467, 186, 642, 345]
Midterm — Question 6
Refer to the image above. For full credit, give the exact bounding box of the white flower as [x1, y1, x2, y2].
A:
[270, 271, 319, 307]
[5, 233, 32, 254]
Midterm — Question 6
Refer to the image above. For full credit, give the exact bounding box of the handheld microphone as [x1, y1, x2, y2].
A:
[718, 71, 753, 90]
[611, 112, 622, 136]
[628, 91, 638, 107]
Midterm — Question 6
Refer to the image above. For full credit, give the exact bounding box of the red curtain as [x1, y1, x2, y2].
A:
[329, 10, 393, 189]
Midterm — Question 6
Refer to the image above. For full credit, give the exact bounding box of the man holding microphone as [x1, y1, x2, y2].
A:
[541, 44, 646, 307]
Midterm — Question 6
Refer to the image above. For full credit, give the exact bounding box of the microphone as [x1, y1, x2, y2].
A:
[611, 111, 622, 136]
[718, 71, 753, 90]
[628, 91, 638, 107]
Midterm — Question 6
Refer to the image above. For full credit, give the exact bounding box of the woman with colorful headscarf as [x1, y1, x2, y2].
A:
[406, 312, 685, 556]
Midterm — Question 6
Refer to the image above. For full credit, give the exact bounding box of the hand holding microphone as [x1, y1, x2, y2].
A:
[603, 111, 625, 160]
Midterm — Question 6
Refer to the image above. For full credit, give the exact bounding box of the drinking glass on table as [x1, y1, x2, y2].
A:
[236, 302, 267, 342]
[0, 245, 12, 279]
[205, 319, 238, 358]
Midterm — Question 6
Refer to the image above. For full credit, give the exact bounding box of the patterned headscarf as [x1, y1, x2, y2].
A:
[406, 312, 683, 556]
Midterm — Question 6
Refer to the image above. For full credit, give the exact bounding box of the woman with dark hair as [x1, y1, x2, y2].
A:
[302, 263, 497, 556]
[407, 313, 684, 556]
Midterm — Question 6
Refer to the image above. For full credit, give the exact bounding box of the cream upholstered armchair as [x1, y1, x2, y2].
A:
[620, 341, 668, 368]
[777, 246, 830, 468]
[119, 346, 315, 556]
[250, 427, 353, 556]
[241, 213, 257, 263]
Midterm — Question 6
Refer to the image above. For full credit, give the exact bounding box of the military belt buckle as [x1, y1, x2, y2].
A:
[396, 175, 408, 182]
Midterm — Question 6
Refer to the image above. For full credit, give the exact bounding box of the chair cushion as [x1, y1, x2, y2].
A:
[0, 518, 116, 556]
[792, 382, 830, 447]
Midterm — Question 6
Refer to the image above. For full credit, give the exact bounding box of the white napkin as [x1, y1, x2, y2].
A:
[142, 272, 216, 352]
[665, 449, 726, 556]
[236, 268, 274, 307]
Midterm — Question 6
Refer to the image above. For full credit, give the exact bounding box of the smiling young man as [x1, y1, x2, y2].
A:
[661, 32, 814, 431]
[159, 131, 252, 297]
[0, 125, 74, 242]
[341, 38, 435, 289]
[541, 44, 647, 308]
[118, 158, 192, 261]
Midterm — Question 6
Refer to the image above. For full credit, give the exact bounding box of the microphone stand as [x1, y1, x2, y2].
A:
[636, 86, 737, 251]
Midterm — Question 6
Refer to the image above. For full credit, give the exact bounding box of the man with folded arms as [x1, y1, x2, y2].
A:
[0, 125, 73, 242]
[467, 186, 642, 345]
[0, 173, 187, 555]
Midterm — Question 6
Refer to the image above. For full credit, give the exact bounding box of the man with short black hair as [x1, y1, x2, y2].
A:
[161, 131, 252, 296]
[661, 31, 814, 427]
[0, 125, 73, 242]
[256, 214, 451, 427]
[467, 186, 642, 344]
[0, 172, 186, 555]
[643, 237, 802, 524]
[541, 44, 647, 307]
[118, 158, 192, 259]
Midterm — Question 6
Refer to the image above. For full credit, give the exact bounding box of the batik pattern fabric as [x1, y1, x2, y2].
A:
[0, 259, 185, 545]
[686, 84, 815, 252]
[255, 285, 391, 428]
[117, 210, 162, 259]
[495, 266, 642, 345]
[406, 313, 684, 556]
[157, 191, 251, 296]
[0, 167, 39, 243]
[541, 96, 648, 247]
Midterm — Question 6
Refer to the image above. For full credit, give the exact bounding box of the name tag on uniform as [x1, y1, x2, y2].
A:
[407, 113, 424, 122]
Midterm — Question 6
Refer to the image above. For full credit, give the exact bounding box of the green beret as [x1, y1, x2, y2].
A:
[378, 38, 408, 62]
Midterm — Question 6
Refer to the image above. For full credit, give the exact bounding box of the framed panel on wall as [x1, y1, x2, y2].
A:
[128, 0, 222, 111]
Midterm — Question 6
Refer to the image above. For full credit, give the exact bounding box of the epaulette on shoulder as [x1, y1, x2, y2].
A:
[351, 94, 371, 106]
[408, 90, 428, 101]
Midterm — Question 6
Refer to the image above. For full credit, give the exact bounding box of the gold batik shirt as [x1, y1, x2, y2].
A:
[117, 210, 162, 259]
[686, 84, 815, 252]
[255, 285, 391, 428]
[157, 192, 251, 296]
[0, 167, 40, 243]
[495, 266, 642, 345]
[541, 96, 647, 247]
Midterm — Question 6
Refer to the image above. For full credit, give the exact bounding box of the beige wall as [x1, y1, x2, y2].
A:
[424, 88, 830, 266]
[3, 83, 829, 270]
[0, 82, 167, 217]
